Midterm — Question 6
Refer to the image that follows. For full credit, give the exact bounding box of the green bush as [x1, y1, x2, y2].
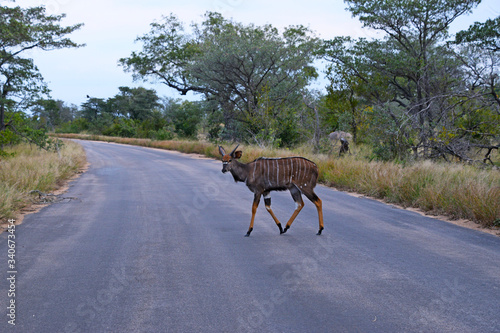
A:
[170, 101, 203, 138]
[102, 119, 137, 138]
[154, 128, 174, 140]
[56, 118, 90, 133]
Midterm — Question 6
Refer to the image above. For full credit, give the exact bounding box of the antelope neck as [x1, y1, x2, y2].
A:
[230, 160, 250, 182]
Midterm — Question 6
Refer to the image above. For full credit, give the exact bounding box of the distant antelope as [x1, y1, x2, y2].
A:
[219, 145, 324, 236]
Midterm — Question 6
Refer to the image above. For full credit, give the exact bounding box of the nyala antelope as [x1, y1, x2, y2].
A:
[219, 145, 324, 236]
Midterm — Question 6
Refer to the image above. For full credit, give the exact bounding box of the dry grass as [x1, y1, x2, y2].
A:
[54, 133, 500, 228]
[320, 157, 500, 227]
[0, 141, 86, 223]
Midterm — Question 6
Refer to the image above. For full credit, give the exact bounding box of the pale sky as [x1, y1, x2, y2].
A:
[11, 0, 500, 106]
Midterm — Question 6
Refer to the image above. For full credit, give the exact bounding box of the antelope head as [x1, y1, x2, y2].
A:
[218, 145, 242, 174]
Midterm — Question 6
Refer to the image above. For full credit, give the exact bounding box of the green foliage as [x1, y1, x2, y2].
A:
[0, 3, 83, 151]
[275, 112, 301, 148]
[249, 107, 301, 148]
[135, 109, 172, 139]
[5, 2, 493, 162]
[324, 62, 369, 142]
[344, 0, 481, 36]
[455, 16, 500, 51]
[0, 111, 62, 152]
[102, 119, 137, 138]
[152, 128, 174, 141]
[108, 87, 160, 120]
[75, 88, 164, 137]
[322, 0, 499, 162]
[0, 126, 21, 148]
[206, 109, 224, 142]
[119, 13, 201, 95]
[120, 11, 320, 145]
[56, 94, 205, 141]
[30, 98, 76, 129]
[56, 118, 90, 134]
[167, 101, 203, 138]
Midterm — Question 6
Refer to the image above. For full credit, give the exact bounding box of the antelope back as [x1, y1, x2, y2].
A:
[248, 157, 318, 190]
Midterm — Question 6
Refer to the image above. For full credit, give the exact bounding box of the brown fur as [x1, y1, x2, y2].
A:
[219, 146, 324, 236]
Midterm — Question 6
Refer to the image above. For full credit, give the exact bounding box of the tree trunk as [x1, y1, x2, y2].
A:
[0, 102, 5, 132]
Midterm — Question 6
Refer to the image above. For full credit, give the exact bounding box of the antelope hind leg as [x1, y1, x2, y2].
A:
[313, 197, 324, 235]
[304, 191, 324, 235]
[283, 185, 304, 233]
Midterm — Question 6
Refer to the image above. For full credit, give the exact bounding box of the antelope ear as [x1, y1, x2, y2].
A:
[218, 146, 226, 156]
[233, 150, 242, 159]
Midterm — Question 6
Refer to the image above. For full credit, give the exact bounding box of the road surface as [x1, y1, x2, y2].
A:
[1, 140, 500, 332]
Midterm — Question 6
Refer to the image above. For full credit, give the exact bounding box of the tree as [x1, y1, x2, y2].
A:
[119, 13, 201, 96]
[301, 90, 325, 151]
[454, 16, 500, 109]
[120, 12, 320, 144]
[31, 98, 60, 130]
[0, 3, 83, 148]
[108, 86, 160, 120]
[189, 13, 319, 130]
[80, 97, 107, 122]
[455, 16, 500, 52]
[324, 56, 371, 144]
[31, 99, 77, 130]
[452, 16, 500, 163]
[171, 101, 203, 138]
[323, 0, 487, 160]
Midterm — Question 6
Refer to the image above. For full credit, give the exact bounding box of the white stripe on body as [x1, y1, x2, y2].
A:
[276, 159, 279, 187]
[297, 158, 302, 186]
[284, 159, 288, 185]
[252, 163, 256, 182]
[267, 160, 272, 187]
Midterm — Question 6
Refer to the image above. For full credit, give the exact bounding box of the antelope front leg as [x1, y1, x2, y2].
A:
[246, 193, 261, 237]
[263, 192, 284, 234]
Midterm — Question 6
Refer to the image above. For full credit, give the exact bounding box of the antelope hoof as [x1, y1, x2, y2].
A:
[245, 228, 253, 237]
[278, 223, 284, 234]
[316, 228, 324, 235]
[283, 226, 289, 233]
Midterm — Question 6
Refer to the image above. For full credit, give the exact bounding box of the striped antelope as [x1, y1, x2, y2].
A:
[219, 145, 324, 236]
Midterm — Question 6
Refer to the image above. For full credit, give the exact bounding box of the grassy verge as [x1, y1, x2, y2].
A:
[318, 158, 499, 227]
[54, 133, 500, 228]
[0, 140, 86, 223]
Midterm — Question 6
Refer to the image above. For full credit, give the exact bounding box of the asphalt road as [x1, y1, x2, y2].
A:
[1, 140, 500, 332]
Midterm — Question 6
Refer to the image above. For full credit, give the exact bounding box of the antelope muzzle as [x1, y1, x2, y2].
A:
[221, 160, 229, 173]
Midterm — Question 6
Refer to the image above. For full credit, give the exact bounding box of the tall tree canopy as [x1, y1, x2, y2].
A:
[455, 16, 500, 52]
[322, 0, 498, 161]
[120, 12, 320, 144]
[108, 86, 160, 120]
[0, 2, 83, 147]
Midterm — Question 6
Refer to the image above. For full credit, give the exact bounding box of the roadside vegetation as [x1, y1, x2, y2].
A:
[54, 133, 500, 228]
[1, 3, 498, 229]
[0, 141, 86, 224]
